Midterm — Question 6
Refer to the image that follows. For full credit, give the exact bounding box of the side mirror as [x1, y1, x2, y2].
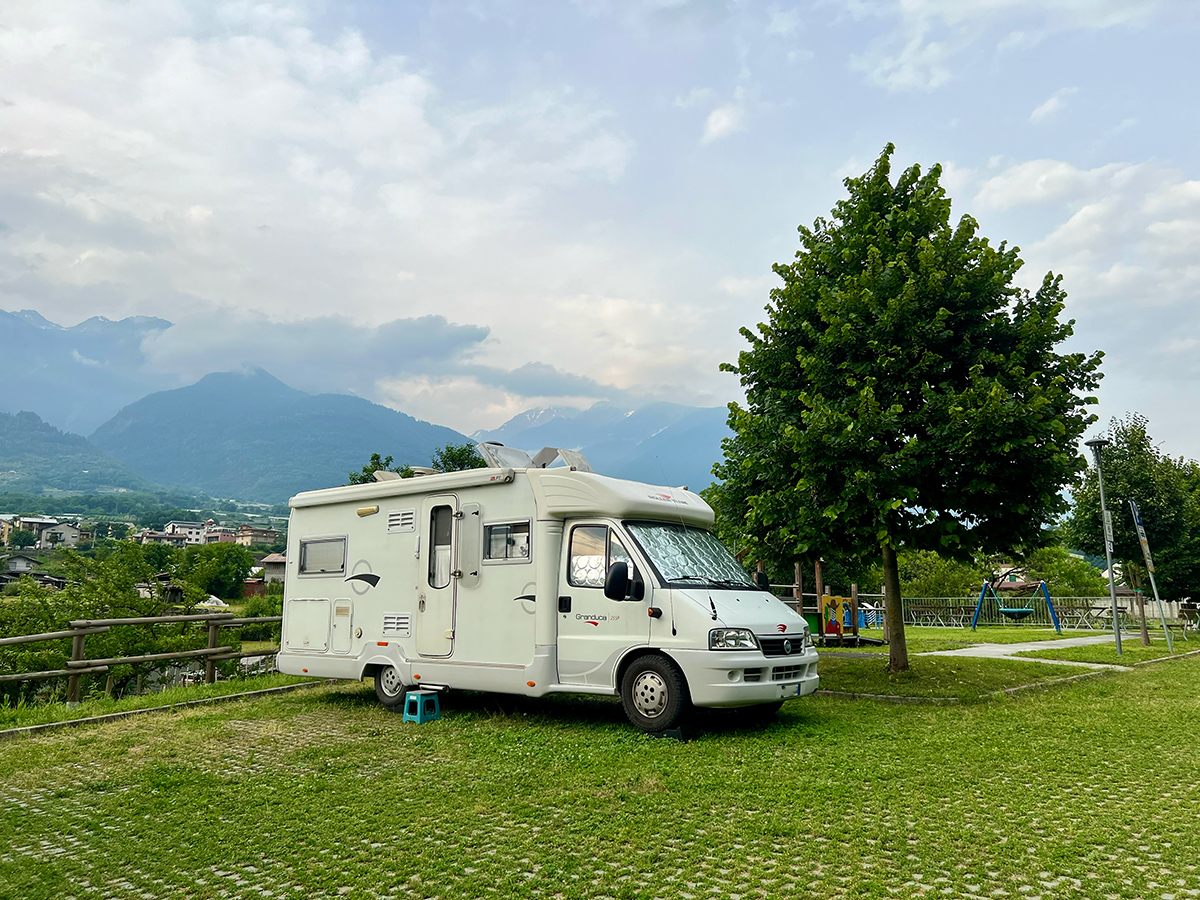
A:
[753, 571, 770, 590]
[604, 561, 630, 601]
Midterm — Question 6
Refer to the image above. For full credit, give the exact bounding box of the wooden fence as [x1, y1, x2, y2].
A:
[0, 612, 283, 705]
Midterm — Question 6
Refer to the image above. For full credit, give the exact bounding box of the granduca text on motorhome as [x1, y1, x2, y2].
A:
[278, 443, 818, 732]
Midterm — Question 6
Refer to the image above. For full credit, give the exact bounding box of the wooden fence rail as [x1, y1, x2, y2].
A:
[0, 612, 285, 706]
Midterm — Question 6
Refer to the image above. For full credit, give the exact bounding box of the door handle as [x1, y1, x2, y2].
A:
[558, 596, 572, 613]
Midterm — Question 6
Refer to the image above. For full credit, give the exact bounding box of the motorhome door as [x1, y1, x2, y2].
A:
[557, 523, 651, 686]
[417, 494, 458, 658]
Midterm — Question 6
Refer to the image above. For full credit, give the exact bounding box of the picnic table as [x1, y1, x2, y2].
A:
[1052, 605, 1110, 629]
[907, 605, 976, 628]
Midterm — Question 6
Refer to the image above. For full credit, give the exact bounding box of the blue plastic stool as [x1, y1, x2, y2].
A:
[403, 690, 441, 723]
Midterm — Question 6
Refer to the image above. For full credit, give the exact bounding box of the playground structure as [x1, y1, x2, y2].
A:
[971, 581, 1060, 632]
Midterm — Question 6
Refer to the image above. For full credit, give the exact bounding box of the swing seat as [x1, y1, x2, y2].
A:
[999, 607, 1034, 621]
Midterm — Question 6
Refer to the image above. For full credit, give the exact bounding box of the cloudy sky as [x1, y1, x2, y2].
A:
[1, 1, 1198, 449]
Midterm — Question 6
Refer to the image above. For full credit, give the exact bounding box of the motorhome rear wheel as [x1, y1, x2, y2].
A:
[373, 665, 408, 709]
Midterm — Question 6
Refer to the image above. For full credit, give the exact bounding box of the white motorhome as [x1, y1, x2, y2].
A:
[277, 444, 818, 732]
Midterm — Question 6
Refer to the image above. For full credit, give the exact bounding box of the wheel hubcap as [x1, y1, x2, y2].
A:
[631, 671, 669, 718]
[379, 666, 404, 697]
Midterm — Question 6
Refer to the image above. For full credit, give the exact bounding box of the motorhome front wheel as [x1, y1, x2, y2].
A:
[374, 665, 408, 710]
[620, 655, 691, 733]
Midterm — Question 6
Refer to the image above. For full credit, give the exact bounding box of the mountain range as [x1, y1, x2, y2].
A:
[0, 309, 173, 434]
[90, 369, 469, 503]
[0, 411, 147, 494]
[0, 307, 732, 503]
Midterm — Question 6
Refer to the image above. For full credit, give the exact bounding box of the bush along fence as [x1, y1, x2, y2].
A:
[0, 613, 282, 707]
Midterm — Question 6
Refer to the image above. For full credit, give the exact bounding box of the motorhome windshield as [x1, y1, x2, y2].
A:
[625, 522, 757, 590]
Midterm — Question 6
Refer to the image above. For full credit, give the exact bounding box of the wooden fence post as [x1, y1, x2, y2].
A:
[66, 630, 87, 707]
[814, 561, 824, 638]
[851, 583, 860, 639]
[205, 621, 220, 684]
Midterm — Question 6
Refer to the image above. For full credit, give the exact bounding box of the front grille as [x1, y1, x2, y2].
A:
[743, 668, 763, 683]
[758, 635, 806, 657]
[772, 664, 804, 682]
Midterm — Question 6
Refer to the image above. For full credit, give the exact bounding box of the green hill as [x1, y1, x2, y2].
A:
[91, 369, 470, 503]
[0, 411, 148, 494]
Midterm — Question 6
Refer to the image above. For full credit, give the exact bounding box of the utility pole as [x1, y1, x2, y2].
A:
[1085, 438, 1122, 655]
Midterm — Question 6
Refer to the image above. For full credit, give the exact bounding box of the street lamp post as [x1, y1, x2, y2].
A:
[1085, 437, 1122, 655]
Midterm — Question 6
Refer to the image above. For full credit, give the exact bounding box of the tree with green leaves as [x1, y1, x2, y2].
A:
[431, 442, 486, 472]
[348, 453, 412, 485]
[712, 144, 1103, 672]
[8, 528, 36, 549]
[177, 543, 256, 599]
[1062, 413, 1200, 603]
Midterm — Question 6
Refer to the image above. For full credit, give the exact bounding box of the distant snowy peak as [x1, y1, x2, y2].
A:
[471, 405, 587, 444]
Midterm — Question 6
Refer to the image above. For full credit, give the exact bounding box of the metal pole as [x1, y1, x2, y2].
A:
[1130, 499, 1174, 655]
[1145, 568, 1174, 654]
[1087, 440, 1122, 655]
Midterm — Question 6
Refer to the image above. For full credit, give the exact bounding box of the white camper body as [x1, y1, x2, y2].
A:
[278, 461, 818, 731]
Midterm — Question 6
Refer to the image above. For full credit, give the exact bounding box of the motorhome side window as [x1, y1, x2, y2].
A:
[484, 521, 530, 563]
[299, 538, 346, 575]
[428, 505, 453, 589]
[568, 526, 635, 588]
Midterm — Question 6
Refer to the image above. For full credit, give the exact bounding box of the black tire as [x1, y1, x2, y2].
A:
[373, 665, 408, 710]
[620, 654, 692, 733]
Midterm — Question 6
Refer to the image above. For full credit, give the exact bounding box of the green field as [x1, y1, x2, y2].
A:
[816, 654, 1080, 701]
[1017, 637, 1195, 666]
[2, 654, 1199, 900]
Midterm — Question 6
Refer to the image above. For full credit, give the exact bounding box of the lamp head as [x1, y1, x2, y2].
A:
[1084, 438, 1110, 452]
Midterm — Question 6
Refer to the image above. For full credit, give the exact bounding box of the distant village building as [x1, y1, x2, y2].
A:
[164, 521, 205, 545]
[236, 525, 279, 547]
[203, 526, 238, 544]
[39, 522, 81, 550]
[260, 552, 286, 583]
[137, 530, 189, 549]
[4, 554, 39, 574]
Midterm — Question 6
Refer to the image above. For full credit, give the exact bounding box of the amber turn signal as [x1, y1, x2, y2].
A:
[648, 607, 663, 618]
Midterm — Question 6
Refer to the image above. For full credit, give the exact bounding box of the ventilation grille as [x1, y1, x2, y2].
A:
[387, 509, 416, 534]
[743, 668, 763, 683]
[335, 605, 351, 618]
[382, 613, 411, 637]
[771, 664, 804, 682]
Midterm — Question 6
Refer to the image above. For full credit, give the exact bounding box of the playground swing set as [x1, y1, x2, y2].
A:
[970, 580, 1062, 633]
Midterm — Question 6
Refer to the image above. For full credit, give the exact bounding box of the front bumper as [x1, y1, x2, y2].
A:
[666, 647, 820, 708]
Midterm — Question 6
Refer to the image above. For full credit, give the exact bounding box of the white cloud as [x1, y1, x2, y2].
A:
[845, 0, 1162, 91]
[974, 157, 1200, 372]
[0, 0, 668, 430]
[702, 104, 744, 143]
[1029, 87, 1078, 123]
[766, 7, 802, 36]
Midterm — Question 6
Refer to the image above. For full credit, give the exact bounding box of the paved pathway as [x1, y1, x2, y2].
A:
[919, 632, 1132, 670]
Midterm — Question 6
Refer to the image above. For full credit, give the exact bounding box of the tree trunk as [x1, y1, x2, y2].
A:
[881, 544, 909, 673]
[1130, 564, 1150, 646]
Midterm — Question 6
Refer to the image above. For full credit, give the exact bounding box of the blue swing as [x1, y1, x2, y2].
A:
[971, 581, 1061, 631]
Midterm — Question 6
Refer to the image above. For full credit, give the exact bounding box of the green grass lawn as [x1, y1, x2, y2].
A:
[1016, 637, 1193, 666]
[3, 658, 1199, 900]
[842, 625, 1082, 654]
[816, 654, 1081, 701]
[0, 673, 313, 730]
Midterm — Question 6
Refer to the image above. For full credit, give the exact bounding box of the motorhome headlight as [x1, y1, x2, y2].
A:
[709, 628, 758, 651]
[803, 626, 814, 649]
